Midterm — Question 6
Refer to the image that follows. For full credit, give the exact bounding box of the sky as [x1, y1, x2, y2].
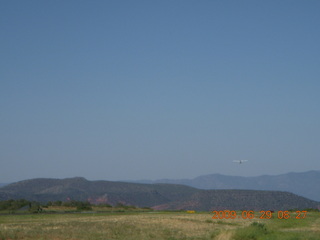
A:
[1, 0, 320, 183]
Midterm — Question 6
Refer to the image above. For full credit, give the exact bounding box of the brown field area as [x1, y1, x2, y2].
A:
[0, 211, 320, 240]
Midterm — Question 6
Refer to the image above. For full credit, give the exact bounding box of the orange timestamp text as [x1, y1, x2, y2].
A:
[212, 210, 307, 219]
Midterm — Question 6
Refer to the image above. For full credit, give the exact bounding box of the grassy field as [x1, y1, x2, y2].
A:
[0, 211, 319, 240]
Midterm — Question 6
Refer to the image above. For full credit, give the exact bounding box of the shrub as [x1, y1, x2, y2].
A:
[76, 201, 92, 211]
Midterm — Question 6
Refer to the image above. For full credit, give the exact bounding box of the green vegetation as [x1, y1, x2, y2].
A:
[0, 199, 43, 214]
[232, 211, 320, 240]
[0, 199, 30, 212]
[0, 199, 144, 214]
[233, 222, 269, 240]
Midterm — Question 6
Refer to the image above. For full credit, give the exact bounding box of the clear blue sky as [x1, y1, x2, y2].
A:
[1, 0, 320, 182]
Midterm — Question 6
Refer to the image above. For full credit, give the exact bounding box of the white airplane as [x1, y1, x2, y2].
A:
[233, 160, 248, 164]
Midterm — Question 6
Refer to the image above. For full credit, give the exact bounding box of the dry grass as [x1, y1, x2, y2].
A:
[0, 211, 319, 240]
[0, 212, 239, 240]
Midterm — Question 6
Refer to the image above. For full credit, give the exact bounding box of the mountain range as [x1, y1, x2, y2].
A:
[0, 176, 319, 211]
[132, 170, 320, 202]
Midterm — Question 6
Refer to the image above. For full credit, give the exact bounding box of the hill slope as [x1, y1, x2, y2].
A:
[153, 190, 319, 211]
[0, 177, 319, 211]
[0, 177, 198, 207]
[143, 170, 320, 201]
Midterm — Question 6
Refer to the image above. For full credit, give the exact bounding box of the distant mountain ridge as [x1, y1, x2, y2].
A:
[0, 177, 319, 211]
[132, 170, 320, 202]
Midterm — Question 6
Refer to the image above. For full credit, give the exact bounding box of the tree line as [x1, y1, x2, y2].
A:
[0, 199, 144, 213]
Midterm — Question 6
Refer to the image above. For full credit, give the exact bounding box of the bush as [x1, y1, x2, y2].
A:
[76, 201, 92, 211]
[28, 202, 42, 213]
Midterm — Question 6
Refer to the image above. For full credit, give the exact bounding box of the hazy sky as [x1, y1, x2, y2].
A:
[1, 0, 320, 183]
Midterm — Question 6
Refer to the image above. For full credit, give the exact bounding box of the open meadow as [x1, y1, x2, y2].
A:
[0, 210, 320, 240]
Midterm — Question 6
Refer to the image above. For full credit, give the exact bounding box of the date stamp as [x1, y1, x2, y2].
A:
[212, 210, 307, 219]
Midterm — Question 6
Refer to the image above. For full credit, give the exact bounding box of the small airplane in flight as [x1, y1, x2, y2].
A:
[233, 160, 248, 164]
